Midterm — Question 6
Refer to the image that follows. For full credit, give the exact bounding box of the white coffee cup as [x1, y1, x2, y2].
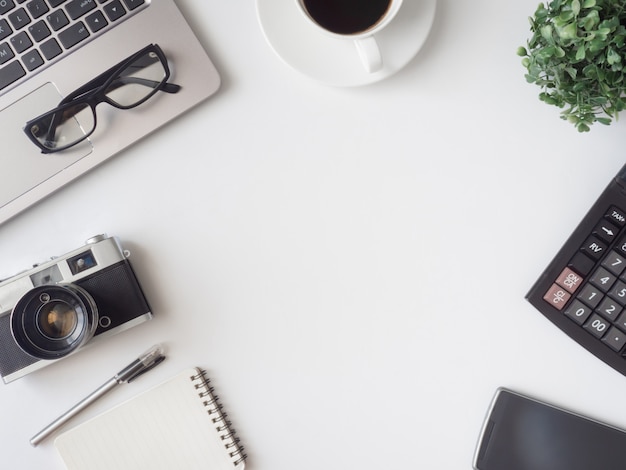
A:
[296, 0, 403, 74]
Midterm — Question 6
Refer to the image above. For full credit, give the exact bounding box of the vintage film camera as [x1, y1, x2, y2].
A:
[0, 234, 152, 383]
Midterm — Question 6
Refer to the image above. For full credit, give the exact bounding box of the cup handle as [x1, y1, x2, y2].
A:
[354, 36, 383, 73]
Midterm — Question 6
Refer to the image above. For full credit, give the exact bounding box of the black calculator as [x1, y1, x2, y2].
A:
[527, 163, 626, 376]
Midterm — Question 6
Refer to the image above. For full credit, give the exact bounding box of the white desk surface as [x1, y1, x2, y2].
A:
[3, 0, 626, 468]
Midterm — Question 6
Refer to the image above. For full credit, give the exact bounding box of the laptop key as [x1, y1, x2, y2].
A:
[28, 20, 51, 42]
[65, 0, 96, 20]
[22, 49, 43, 71]
[40, 37, 62, 59]
[0, 19, 12, 41]
[0, 60, 26, 91]
[0, 0, 15, 15]
[8, 7, 31, 30]
[47, 10, 70, 31]
[48, 0, 67, 7]
[103, 0, 126, 21]
[10, 30, 32, 53]
[122, 0, 144, 11]
[58, 21, 89, 49]
[26, 0, 49, 19]
[85, 10, 107, 33]
[0, 42, 15, 65]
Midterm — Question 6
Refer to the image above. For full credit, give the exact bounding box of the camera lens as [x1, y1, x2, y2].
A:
[37, 300, 79, 339]
[11, 285, 98, 360]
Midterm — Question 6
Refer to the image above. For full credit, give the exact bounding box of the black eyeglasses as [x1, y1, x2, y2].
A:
[24, 44, 181, 154]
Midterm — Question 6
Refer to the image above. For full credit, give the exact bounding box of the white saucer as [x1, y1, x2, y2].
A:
[256, 0, 437, 87]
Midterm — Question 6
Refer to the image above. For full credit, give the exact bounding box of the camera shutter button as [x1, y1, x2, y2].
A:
[85, 235, 106, 244]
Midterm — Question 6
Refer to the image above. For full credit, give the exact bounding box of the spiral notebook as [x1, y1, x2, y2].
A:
[54, 368, 246, 470]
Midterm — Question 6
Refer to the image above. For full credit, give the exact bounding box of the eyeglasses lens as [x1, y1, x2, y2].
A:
[105, 51, 167, 107]
[29, 103, 95, 152]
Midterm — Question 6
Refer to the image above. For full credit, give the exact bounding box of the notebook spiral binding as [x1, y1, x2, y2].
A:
[191, 369, 247, 466]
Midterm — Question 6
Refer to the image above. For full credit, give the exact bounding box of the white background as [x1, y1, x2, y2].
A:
[2, 0, 626, 468]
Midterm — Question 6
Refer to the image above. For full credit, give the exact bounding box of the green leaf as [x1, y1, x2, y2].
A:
[608, 47, 621, 65]
[541, 24, 554, 41]
[557, 22, 578, 40]
[588, 38, 606, 53]
[576, 43, 586, 60]
[581, 10, 599, 30]
[596, 27, 611, 41]
[582, 0, 596, 7]
[535, 3, 549, 19]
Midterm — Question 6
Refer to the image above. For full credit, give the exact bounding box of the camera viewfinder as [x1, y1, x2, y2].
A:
[68, 251, 97, 275]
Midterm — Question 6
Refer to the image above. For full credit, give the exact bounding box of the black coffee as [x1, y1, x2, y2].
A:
[302, 0, 392, 35]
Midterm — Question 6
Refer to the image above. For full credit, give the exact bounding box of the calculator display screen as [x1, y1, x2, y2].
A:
[474, 389, 626, 470]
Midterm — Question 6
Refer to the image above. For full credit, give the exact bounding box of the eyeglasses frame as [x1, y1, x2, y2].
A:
[24, 43, 181, 154]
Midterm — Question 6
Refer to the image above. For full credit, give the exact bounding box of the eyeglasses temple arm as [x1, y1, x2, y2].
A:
[104, 77, 181, 94]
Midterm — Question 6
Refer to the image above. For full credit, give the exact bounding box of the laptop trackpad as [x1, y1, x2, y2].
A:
[0, 82, 93, 208]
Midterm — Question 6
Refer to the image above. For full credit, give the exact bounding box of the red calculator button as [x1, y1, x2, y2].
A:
[555, 267, 584, 294]
[543, 284, 571, 310]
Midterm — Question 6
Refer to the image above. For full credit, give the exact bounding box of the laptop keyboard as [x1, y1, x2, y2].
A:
[0, 0, 147, 94]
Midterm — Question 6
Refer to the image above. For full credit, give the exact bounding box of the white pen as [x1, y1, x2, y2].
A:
[30, 344, 166, 446]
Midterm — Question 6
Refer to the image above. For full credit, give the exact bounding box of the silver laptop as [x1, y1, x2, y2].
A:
[0, 0, 220, 224]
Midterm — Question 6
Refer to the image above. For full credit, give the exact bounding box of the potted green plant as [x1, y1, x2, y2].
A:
[518, 0, 626, 132]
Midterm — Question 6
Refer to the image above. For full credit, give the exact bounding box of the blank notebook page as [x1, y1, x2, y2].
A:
[55, 368, 245, 470]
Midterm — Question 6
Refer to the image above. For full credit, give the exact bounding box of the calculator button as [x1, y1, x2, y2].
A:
[577, 284, 603, 308]
[584, 314, 610, 338]
[596, 297, 622, 320]
[602, 327, 626, 352]
[568, 252, 595, 276]
[590, 267, 617, 292]
[564, 300, 593, 325]
[609, 280, 626, 306]
[555, 267, 584, 294]
[616, 311, 626, 332]
[543, 284, 571, 310]
[616, 235, 626, 256]
[593, 220, 620, 244]
[602, 251, 626, 276]
[606, 206, 626, 227]
[581, 236, 608, 260]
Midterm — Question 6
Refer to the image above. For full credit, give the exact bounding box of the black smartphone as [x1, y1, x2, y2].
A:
[473, 388, 626, 470]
